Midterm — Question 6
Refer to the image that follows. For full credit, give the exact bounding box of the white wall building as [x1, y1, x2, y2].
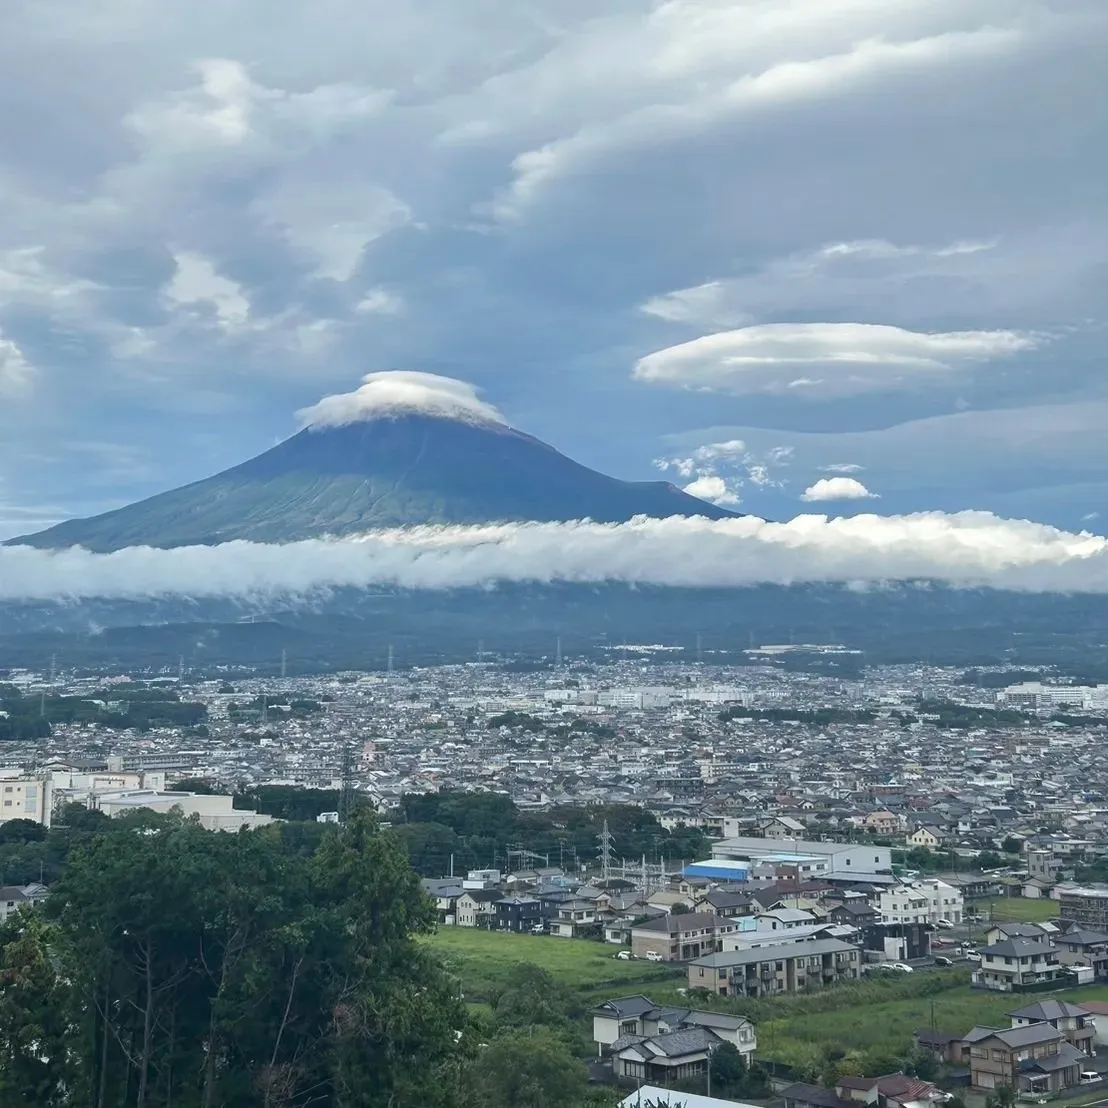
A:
[0, 771, 52, 828]
[712, 835, 892, 876]
[93, 790, 274, 832]
[879, 879, 964, 926]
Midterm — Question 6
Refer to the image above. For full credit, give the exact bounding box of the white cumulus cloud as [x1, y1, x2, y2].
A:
[683, 475, 741, 506]
[4, 512, 1108, 601]
[297, 371, 505, 429]
[633, 322, 1042, 397]
[802, 477, 878, 501]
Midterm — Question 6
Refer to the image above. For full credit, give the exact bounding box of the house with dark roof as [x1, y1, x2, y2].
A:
[784, 1073, 947, 1108]
[973, 938, 1064, 992]
[960, 1023, 1085, 1093]
[591, 994, 755, 1058]
[1009, 1000, 1097, 1056]
[630, 912, 739, 961]
[612, 1025, 723, 1084]
[688, 937, 860, 997]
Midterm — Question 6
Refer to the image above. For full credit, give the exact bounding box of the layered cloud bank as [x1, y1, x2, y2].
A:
[298, 371, 504, 429]
[3, 512, 1108, 602]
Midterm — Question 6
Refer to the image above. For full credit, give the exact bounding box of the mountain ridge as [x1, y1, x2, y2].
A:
[10, 413, 736, 552]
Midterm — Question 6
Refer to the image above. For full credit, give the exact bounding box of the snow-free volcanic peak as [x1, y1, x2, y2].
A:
[11, 373, 737, 552]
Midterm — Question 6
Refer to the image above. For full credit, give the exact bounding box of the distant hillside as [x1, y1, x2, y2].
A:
[11, 414, 735, 551]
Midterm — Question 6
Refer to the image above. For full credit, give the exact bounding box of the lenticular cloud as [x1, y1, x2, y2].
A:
[2, 512, 1108, 602]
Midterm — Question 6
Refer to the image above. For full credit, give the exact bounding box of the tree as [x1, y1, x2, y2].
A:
[709, 1042, 748, 1095]
[1001, 836, 1023, 855]
[465, 1030, 588, 1108]
[38, 807, 469, 1108]
[0, 915, 75, 1106]
[0, 819, 47, 845]
[492, 964, 577, 1030]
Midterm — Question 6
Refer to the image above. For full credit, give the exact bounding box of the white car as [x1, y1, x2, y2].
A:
[643, 951, 663, 962]
[889, 962, 914, 973]
[615, 950, 632, 960]
[936, 919, 955, 929]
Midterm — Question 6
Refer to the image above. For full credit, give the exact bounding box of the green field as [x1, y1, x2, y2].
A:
[424, 928, 682, 1004]
[758, 982, 1108, 1069]
[977, 897, 1061, 923]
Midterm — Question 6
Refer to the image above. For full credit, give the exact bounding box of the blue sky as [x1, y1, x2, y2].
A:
[0, 0, 1106, 540]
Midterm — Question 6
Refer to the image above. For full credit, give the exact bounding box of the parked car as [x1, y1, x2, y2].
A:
[1080, 1072, 1101, 1085]
[936, 919, 955, 929]
[965, 951, 982, 962]
[614, 950, 632, 960]
[889, 962, 914, 973]
[643, 950, 663, 962]
[530, 923, 545, 935]
[934, 955, 953, 966]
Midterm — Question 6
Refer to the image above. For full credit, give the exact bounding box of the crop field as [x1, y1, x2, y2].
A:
[978, 897, 1061, 923]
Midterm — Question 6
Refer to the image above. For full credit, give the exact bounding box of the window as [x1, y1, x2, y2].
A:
[875, 856, 880, 863]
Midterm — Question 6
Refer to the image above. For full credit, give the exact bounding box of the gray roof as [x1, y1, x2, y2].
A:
[633, 912, 721, 934]
[1010, 1000, 1093, 1022]
[618, 1026, 722, 1059]
[1022, 1042, 1086, 1073]
[965, 1024, 1063, 1049]
[690, 937, 857, 969]
[593, 995, 658, 1020]
[981, 938, 1056, 958]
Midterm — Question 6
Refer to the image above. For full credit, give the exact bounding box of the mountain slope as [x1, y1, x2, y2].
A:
[11, 414, 736, 551]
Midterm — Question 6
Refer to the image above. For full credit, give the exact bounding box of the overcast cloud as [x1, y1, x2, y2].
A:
[0, 0, 1105, 535]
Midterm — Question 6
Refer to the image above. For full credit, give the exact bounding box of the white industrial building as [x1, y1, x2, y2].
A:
[0, 771, 51, 827]
[997, 682, 1108, 711]
[93, 790, 274, 832]
[712, 835, 893, 878]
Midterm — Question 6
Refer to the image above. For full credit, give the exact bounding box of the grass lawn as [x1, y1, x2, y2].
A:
[977, 897, 1061, 923]
[759, 982, 1108, 1070]
[424, 928, 682, 1004]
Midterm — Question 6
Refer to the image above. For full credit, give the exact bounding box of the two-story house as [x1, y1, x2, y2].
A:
[907, 826, 946, 849]
[784, 1073, 948, 1108]
[494, 895, 542, 932]
[550, 898, 600, 938]
[962, 1024, 1085, 1093]
[1052, 929, 1108, 978]
[688, 937, 860, 998]
[591, 994, 755, 1058]
[1009, 1000, 1096, 1056]
[630, 912, 738, 962]
[454, 889, 500, 928]
[973, 938, 1064, 992]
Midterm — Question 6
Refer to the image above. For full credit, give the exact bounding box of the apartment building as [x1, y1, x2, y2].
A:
[878, 879, 964, 926]
[1059, 886, 1108, 932]
[688, 937, 860, 998]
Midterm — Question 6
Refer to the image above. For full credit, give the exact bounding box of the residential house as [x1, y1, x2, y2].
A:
[757, 908, 817, 932]
[906, 826, 946, 849]
[591, 995, 755, 1057]
[612, 1027, 726, 1086]
[699, 889, 755, 918]
[0, 886, 30, 923]
[784, 1074, 947, 1108]
[973, 938, 1064, 992]
[495, 895, 542, 932]
[688, 937, 860, 998]
[1053, 929, 1108, 978]
[1009, 1000, 1096, 1056]
[961, 1024, 1085, 1093]
[762, 816, 807, 838]
[454, 889, 500, 928]
[550, 897, 601, 938]
[826, 900, 879, 928]
[863, 811, 903, 837]
[618, 1087, 761, 1108]
[630, 913, 738, 962]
